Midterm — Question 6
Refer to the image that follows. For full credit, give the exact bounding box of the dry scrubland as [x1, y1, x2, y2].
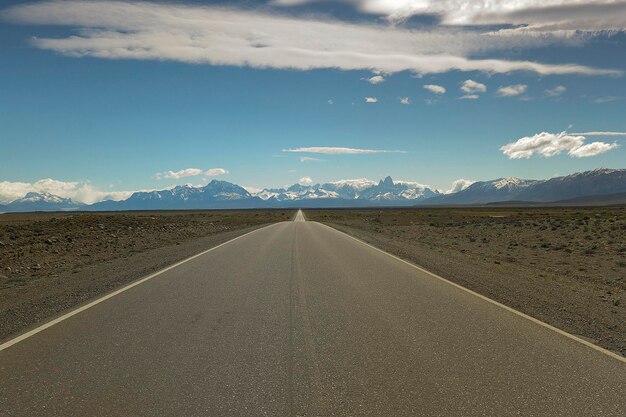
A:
[0, 210, 294, 340]
[306, 208, 626, 356]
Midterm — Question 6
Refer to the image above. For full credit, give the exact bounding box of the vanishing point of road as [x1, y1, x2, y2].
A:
[1, 210, 625, 416]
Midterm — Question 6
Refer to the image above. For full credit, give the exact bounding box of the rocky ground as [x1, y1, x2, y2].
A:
[305, 207, 626, 356]
[0, 210, 293, 341]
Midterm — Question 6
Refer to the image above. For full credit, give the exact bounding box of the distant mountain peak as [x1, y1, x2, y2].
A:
[379, 176, 394, 187]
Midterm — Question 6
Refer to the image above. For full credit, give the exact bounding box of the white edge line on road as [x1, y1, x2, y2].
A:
[313, 221, 626, 364]
[0, 223, 280, 352]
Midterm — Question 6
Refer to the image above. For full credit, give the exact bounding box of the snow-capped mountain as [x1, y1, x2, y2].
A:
[1, 192, 84, 212]
[421, 168, 626, 205]
[89, 180, 262, 210]
[1, 169, 623, 212]
[254, 176, 439, 205]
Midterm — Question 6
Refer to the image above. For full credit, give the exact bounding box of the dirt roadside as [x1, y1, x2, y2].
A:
[305, 208, 626, 357]
[0, 210, 294, 341]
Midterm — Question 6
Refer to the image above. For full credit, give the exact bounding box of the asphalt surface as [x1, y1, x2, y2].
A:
[1, 210, 625, 416]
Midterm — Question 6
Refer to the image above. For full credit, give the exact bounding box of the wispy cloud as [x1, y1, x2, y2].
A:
[423, 84, 446, 94]
[497, 84, 528, 97]
[156, 167, 228, 180]
[399, 97, 411, 105]
[283, 147, 406, 154]
[300, 156, 322, 162]
[545, 85, 566, 97]
[571, 131, 626, 136]
[459, 94, 480, 100]
[273, 0, 626, 35]
[500, 131, 619, 159]
[4, 1, 620, 76]
[365, 97, 378, 103]
[299, 176, 313, 185]
[593, 96, 621, 104]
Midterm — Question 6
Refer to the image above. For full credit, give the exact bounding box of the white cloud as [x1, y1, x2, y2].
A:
[461, 79, 487, 94]
[423, 84, 446, 94]
[0, 178, 135, 204]
[365, 97, 378, 103]
[327, 99, 334, 104]
[4, 1, 620, 76]
[571, 131, 626, 136]
[459, 94, 480, 100]
[366, 75, 385, 84]
[156, 168, 203, 180]
[399, 97, 411, 105]
[284, 146, 406, 154]
[593, 96, 621, 104]
[568, 141, 619, 157]
[500, 131, 619, 159]
[545, 85, 566, 96]
[497, 84, 528, 96]
[299, 176, 313, 185]
[300, 156, 322, 162]
[447, 178, 475, 193]
[273, 0, 626, 34]
[204, 168, 228, 176]
[156, 167, 227, 180]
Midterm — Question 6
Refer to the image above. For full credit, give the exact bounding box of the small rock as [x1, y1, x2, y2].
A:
[32, 263, 42, 270]
[0, 241, 5, 247]
[98, 224, 105, 230]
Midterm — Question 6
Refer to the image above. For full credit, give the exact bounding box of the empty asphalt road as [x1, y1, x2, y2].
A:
[1, 210, 625, 416]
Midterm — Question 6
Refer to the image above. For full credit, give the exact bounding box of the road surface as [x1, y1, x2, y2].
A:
[1, 210, 625, 416]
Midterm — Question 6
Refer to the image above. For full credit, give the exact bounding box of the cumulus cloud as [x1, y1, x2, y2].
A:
[497, 84, 528, 96]
[366, 75, 385, 84]
[399, 97, 411, 105]
[284, 147, 406, 154]
[461, 79, 487, 94]
[447, 178, 475, 194]
[423, 84, 446, 94]
[156, 167, 227, 180]
[3, 1, 620, 76]
[0, 178, 135, 204]
[299, 176, 314, 185]
[545, 85, 566, 96]
[365, 97, 378, 103]
[500, 131, 619, 159]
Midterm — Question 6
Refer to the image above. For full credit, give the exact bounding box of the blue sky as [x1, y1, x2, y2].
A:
[1, 0, 625, 203]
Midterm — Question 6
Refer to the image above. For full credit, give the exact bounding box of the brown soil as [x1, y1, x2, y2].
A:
[305, 207, 626, 356]
[0, 210, 294, 341]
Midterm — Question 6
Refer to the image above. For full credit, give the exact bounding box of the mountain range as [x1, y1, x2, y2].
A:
[0, 168, 624, 213]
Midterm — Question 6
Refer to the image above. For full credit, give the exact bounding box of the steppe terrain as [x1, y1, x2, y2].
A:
[306, 207, 626, 356]
[0, 210, 293, 340]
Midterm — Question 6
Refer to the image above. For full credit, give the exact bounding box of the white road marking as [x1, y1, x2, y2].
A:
[0, 224, 277, 352]
[313, 221, 626, 364]
[294, 209, 306, 222]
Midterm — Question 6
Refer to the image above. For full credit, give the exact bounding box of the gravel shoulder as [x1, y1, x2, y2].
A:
[0, 210, 293, 341]
[305, 208, 626, 357]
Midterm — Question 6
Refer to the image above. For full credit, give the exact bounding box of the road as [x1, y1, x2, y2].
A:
[1, 210, 625, 416]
